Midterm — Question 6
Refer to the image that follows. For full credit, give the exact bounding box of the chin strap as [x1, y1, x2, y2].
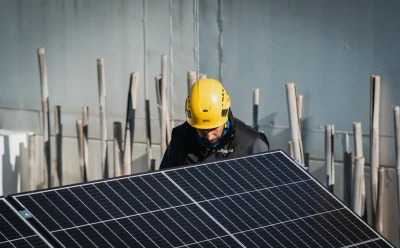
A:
[196, 120, 230, 148]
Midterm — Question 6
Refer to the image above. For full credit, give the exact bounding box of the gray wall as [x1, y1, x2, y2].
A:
[1, 0, 400, 246]
[199, 0, 400, 246]
[200, 0, 400, 164]
[0, 0, 196, 183]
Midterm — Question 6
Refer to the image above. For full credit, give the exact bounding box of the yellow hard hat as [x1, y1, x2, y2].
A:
[185, 78, 231, 129]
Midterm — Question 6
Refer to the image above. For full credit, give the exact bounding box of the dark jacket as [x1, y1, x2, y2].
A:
[159, 112, 269, 170]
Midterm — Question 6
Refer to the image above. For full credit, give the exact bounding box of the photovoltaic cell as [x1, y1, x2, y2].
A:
[0, 198, 52, 247]
[10, 150, 394, 247]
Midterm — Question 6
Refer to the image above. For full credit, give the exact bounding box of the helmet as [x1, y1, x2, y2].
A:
[185, 78, 231, 129]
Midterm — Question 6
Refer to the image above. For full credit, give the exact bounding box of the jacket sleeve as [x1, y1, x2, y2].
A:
[159, 142, 175, 170]
[251, 136, 269, 154]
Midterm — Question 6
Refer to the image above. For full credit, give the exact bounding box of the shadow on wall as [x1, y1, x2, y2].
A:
[257, 112, 316, 155]
[258, 112, 291, 152]
[132, 153, 152, 174]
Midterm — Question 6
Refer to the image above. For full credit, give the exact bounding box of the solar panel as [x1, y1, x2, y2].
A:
[9, 150, 394, 247]
[0, 197, 52, 247]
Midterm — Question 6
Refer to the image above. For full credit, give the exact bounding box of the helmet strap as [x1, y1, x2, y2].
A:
[196, 120, 230, 148]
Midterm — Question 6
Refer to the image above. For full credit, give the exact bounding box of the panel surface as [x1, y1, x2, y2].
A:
[0, 198, 52, 247]
[11, 151, 394, 247]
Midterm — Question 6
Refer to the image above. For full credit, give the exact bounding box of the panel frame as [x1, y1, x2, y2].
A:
[0, 197, 54, 247]
[8, 149, 395, 248]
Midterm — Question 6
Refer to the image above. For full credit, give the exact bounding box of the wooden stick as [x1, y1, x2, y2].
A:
[252, 88, 259, 131]
[199, 73, 207, 79]
[38, 47, 51, 189]
[376, 166, 385, 234]
[97, 58, 108, 179]
[54, 105, 62, 187]
[76, 119, 86, 182]
[161, 55, 169, 150]
[354, 122, 363, 157]
[123, 131, 131, 176]
[297, 94, 304, 162]
[285, 83, 303, 163]
[187, 71, 196, 96]
[353, 122, 366, 217]
[123, 72, 139, 176]
[352, 157, 365, 216]
[288, 141, 294, 158]
[28, 134, 36, 191]
[82, 106, 89, 181]
[393, 106, 400, 242]
[113, 122, 123, 177]
[370, 75, 380, 228]
[130, 73, 139, 164]
[297, 95, 303, 123]
[325, 125, 334, 193]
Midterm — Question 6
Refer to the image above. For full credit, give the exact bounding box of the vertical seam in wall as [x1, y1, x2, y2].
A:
[217, 0, 224, 83]
[193, 0, 200, 76]
[143, 0, 148, 100]
[169, 0, 174, 127]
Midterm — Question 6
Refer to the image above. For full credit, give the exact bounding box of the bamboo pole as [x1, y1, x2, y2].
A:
[370, 75, 381, 228]
[54, 106, 62, 186]
[187, 71, 196, 95]
[28, 134, 36, 191]
[297, 94, 304, 163]
[285, 83, 303, 163]
[352, 157, 365, 216]
[97, 58, 108, 179]
[199, 73, 207, 79]
[288, 141, 293, 158]
[161, 55, 169, 151]
[123, 133, 131, 176]
[38, 47, 51, 189]
[393, 106, 400, 243]
[123, 72, 139, 176]
[297, 95, 303, 131]
[376, 166, 385, 234]
[113, 122, 123, 177]
[325, 125, 335, 193]
[252, 88, 259, 131]
[353, 122, 366, 216]
[76, 119, 86, 182]
[82, 107, 89, 181]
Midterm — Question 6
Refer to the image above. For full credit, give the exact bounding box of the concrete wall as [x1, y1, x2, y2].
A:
[198, 0, 400, 246]
[0, 0, 196, 184]
[199, 0, 400, 164]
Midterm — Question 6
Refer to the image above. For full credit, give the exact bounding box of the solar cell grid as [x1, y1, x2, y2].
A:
[10, 150, 394, 248]
[0, 198, 52, 247]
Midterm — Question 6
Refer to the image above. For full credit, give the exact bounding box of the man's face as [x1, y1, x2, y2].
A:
[196, 125, 225, 145]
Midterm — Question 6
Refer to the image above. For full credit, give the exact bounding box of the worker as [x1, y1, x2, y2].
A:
[159, 78, 269, 170]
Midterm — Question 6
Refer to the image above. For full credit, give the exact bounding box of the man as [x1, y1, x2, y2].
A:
[159, 78, 269, 170]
